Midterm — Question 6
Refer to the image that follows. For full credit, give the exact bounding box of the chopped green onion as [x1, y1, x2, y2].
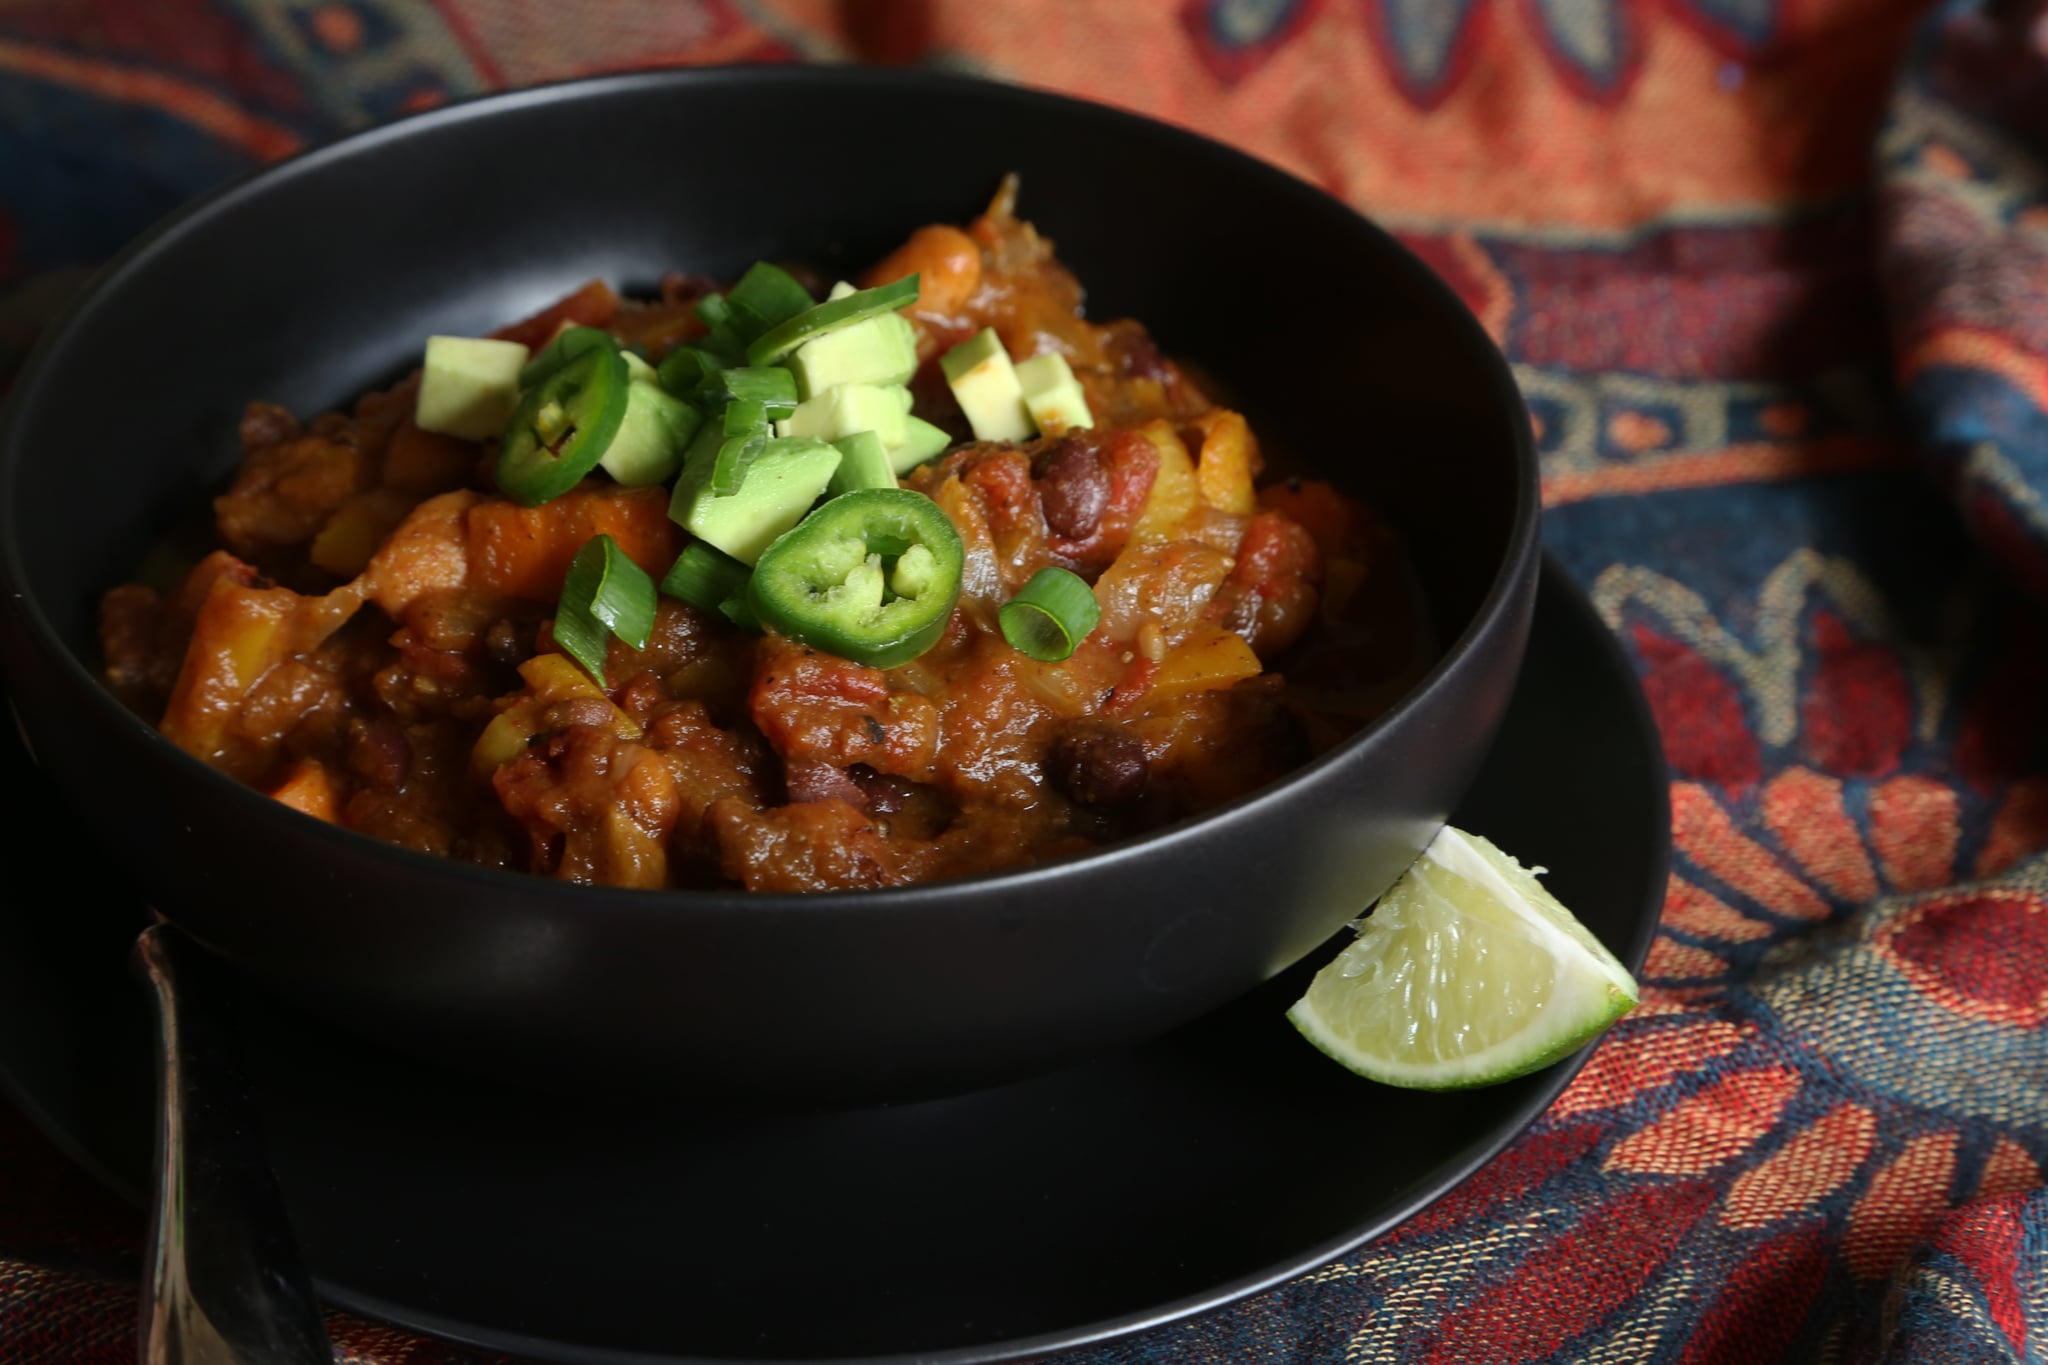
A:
[711, 430, 768, 496]
[698, 366, 799, 416]
[727, 262, 815, 332]
[709, 325, 752, 363]
[661, 540, 753, 615]
[745, 274, 921, 367]
[676, 417, 722, 476]
[723, 397, 771, 436]
[727, 300, 775, 345]
[712, 398, 774, 492]
[999, 567, 1100, 662]
[719, 594, 762, 631]
[694, 293, 733, 328]
[657, 346, 723, 393]
[556, 534, 658, 687]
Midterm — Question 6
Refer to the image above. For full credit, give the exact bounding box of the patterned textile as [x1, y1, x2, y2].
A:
[3, 0, 2047, 1360]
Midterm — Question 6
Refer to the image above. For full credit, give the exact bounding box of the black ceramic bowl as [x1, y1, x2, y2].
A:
[0, 67, 1537, 1102]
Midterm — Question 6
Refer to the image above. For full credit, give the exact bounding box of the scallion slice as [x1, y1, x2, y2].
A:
[999, 567, 1100, 662]
[719, 594, 762, 632]
[723, 397, 771, 436]
[557, 534, 657, 686]
[707, 397, 774, 495]
[694, 293, 733, 328]
[698, 366, 799, 416]
[661, 540, 752, 613]
[745, 275, 921, 366]
[727, 262, 815, 333]
[711, 431, 767, 497]
[657, 346, 723, 393]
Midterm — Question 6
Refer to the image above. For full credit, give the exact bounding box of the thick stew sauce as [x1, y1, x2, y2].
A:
[101, 190, 1426, 891]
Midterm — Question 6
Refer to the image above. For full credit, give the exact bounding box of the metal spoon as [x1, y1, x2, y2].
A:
[133, 922, 332, 1364]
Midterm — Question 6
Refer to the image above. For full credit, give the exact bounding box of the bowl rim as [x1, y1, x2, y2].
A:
[0, 63, 1540, 918]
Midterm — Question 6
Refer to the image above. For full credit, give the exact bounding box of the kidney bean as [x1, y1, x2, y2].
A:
[485, 618, 532, 666]
[847, 762, 919, 815]
[542, 698, 617, 732]
[238, 401, 298, 452]
[784, 758, 867, 807]
[1046, 727, 1149, 806]
[659, 271, 720, 305]
[1107, 324, 1170, 382]
[1035, 438, 1110, 541]
[347, 716, 412, 790]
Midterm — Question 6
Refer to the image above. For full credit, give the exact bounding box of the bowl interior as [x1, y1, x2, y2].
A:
[3, 67, 1523, 697]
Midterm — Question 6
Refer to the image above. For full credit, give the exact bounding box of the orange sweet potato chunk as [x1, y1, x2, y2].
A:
[467, 485, 677, 602]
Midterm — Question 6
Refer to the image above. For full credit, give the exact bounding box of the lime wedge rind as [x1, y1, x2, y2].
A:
[1286, 826, 1638, 1091]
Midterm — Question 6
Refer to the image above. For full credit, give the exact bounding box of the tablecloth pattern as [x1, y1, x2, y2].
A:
[3, 1, 2046, 1360]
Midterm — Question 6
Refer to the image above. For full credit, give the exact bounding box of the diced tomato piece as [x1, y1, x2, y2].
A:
[749, 634, 938, 777]
[1214, 512, 1323, 658]
[1256, 479, 1369, 560]
[964, 450, 1039, 537]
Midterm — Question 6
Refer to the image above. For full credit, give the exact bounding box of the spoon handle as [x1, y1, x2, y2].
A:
[133, 923, 333, 1365]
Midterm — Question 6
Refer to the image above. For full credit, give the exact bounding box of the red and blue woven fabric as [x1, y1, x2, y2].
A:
[4, 1, 2047, 1360]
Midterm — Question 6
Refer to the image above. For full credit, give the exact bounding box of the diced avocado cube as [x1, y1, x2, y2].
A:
[939, 328, 1032, 443]
[417, 336, 529, 441]
[886, 416, 953, 474]
[828, 430, 898, 496]
[781, 382, 908, 447]
[601, 380, 701, 487]
[621, 350, 660, 385]
[670, 436, 842, 565]
[827, 281, 857, 300]
[1015, 353, 1094, 436]
[790, 311, 919, 398]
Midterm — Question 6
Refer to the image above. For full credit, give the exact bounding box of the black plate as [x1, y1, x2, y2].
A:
[0, 556, 1664, 1364]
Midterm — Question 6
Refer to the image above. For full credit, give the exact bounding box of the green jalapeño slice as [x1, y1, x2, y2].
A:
[519, 324, 618, 391]
[496, 345, 631, 506]
[747, 488, 964, 668]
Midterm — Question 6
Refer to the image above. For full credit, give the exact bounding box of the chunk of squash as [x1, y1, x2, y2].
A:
[268, 757, 340, 823]
[1190, 409, 1260, 517]
[310, 489, 415, 577]
[159, 578, 299, 762]
[1131, 419, 1198, 543]
[1147, 624, 1263, 697]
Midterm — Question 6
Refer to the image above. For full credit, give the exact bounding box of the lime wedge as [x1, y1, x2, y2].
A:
[1287, 825, 1637, 1089]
